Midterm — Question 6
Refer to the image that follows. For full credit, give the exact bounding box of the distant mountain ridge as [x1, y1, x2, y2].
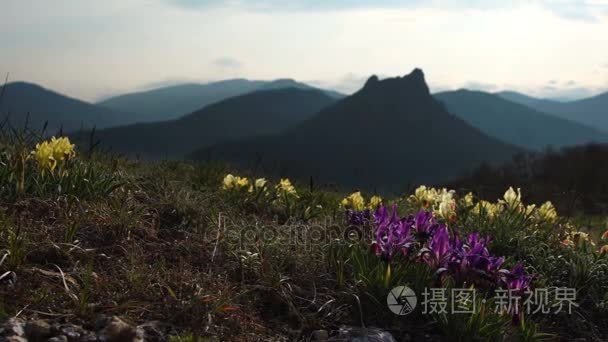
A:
[76, 87, 337, 159]
[496, 90, 608, 132]
[0, 82, 142, 134]
[193, 69, 522, 190]
[98, 78, 344, 122]
[435, 90, 608, 150]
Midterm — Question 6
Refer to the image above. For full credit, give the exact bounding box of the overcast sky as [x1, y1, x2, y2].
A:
[2, 0, 608, 101]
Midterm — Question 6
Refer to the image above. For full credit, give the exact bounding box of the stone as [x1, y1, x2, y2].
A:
[48, 336, 69, 342]
[5, 336, 27, 342]
[99, 316, 138, 342]
[60, 325, 85, 341]
[337, 326, 397, 342]
[2, 318, 25, 337]
[137, 321, 174, 342]
[25, 319, 52, 340]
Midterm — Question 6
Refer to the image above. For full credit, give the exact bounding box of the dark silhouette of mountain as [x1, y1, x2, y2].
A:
[435, 90, 608, 150]
[98, 79, 344, 122]
[0, 82, 141, 134]
[77, 88, 336, 159]
[496, 90, 608, 132]
[192, 69, 522, 190]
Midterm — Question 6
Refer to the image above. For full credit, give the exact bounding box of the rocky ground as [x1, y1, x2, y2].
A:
[0, 316, 180, 342]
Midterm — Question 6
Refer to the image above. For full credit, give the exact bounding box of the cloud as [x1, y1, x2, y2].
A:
[538, 84, 597, 101]
[462, 81, 498, 91]
[166, 0, 608, 21]
[212, 57, 242, 70]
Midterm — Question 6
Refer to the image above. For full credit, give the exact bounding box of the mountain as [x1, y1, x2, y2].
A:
[79, 88, 336, 159]
[0, 82, 141, 134]
[192, 69, 522, 190]
[435, 90, 608, 150]
[98, 79, 344, 122]
[496, 90, 608, 132]
[495, 91, 551, 108]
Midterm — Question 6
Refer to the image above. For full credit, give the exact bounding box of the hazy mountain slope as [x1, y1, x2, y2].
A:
[494, 91, 555, 109]
[80, 88, 336, 159]
[193, 69, 522, 190]
[435, 90, 608, 150]
[496, 90, 608, 132]
[0, 82, 140, 134]
[98, 79, 343, 122]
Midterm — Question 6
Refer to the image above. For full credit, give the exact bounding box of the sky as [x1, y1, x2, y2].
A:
[1, 0, 608, 102]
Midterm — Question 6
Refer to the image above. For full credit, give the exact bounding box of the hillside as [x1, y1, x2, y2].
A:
[3, 131, 607, 340]
[193, 69, 522, 190]
[435, 90, 608, 150]
[0, 82, 141, 133]
[98, 79, 344, 122]
[82, 88, 336, 159]
[496, 90, 608, 132]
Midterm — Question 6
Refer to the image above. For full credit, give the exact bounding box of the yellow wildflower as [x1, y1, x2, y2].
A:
[572, 231, 590, 242]
[341, 191, 365, 211]
[254, 178, 267, 189]
[410, 185, 435, 208]
[502, 187, 522, 208]
[472, 200, 499, 218]
[249, 178, 268, 193]
[369, 195, 383, 209]
[32, 141, 57, 171]
[222, 174, 236, 190]
[565, 231, 595, 247]
[463, 192, 474, 207]
[537, 201, 557, 223]
[49, 136, 76, 162]
[435, 190, 456, 222]
[235, 176, 249, 188]
[525, 204, 536, 216]
[277, 178, 298, 197]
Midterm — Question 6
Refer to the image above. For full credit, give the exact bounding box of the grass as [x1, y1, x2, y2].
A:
[0, 130, 608, 340]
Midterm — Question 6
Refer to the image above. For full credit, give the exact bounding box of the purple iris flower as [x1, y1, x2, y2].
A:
[346, 209, 372, 226]
[412, 210, 440, 239]
[504, 263, 533, 292]
[371, 205, 414, 260]
[346, 204, 533, 293]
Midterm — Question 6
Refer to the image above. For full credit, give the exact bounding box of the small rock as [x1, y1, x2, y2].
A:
[5, 336, 27, 342]
[99, 316, 138, 342]
[80, 333, 101, 342]
[337, 326, 396, 342]
[61, 325, 84, 341]
[311, 329, 329, 341]
[2, 318, 25, 337]
[25, 319, 52, 340]
[137, 321, 175, 342]
[48, 336, 69, 342]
